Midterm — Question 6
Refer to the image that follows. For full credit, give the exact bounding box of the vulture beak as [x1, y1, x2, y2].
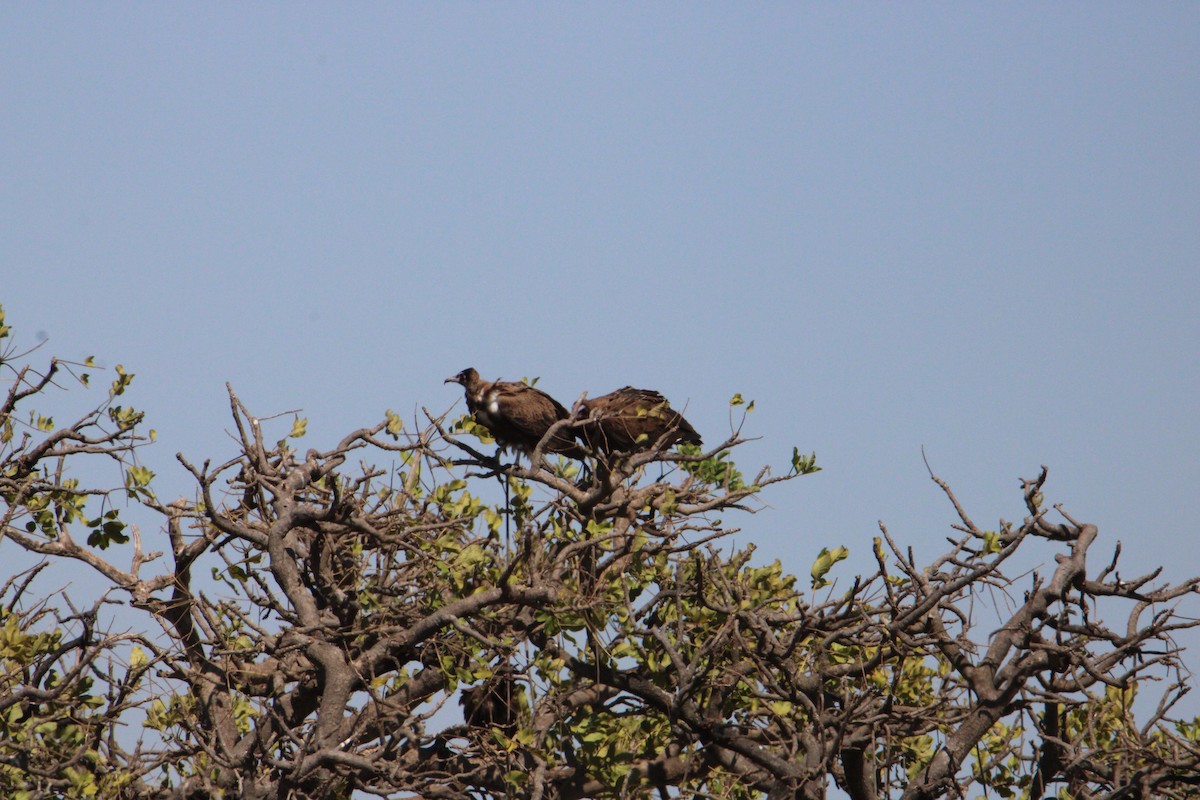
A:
[444, 375, 460, 385]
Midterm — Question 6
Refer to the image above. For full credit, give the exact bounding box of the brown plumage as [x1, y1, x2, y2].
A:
[445, 368, 584, 458]
[460, 670, 522, 734]
[578, 387, 702, 453]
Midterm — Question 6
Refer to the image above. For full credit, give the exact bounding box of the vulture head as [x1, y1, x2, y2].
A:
[444, 367, 480, 389]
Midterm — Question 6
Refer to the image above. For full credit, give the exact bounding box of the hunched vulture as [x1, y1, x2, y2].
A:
[578, 386, 702, 453]
[460, 669, 521, 734]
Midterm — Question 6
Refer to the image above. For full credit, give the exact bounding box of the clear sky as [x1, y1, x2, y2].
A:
[3, 7, 1198, 622]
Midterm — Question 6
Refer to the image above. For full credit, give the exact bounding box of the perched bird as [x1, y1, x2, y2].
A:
[445, 368, 584, 459]
[578, 387, 702, 453]
[460, 669, 522, 734]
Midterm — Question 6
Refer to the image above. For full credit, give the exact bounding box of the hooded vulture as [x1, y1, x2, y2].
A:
[578, 386, 702, 453]
[445, 368, 583, 458]
[460, 668, 522, 734]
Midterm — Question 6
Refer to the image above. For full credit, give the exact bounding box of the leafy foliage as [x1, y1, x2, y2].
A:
[1, 309, 1199, 800]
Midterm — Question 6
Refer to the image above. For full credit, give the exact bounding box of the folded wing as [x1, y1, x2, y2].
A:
[579, 386, 702, 453]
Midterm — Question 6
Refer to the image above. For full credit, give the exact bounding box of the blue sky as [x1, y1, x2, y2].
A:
[3, 6, 1198, 608]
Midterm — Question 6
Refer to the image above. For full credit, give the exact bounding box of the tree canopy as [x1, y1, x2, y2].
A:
[2, 307, 1199, 800]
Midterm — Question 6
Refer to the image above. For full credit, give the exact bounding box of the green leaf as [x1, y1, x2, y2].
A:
[455, 543, 489, 571]
[109, 364, 135, 397]
[483, 507, 502, 536]
[127, 465, 155, 488]
[811, 546, 849, 589]
[790, 447, 821, 476]
[385, 409, 404, 438]
[729, 393, 744, 406]
[678, 447, 747, 490]
[129, 646, 147, 669]
[769, 700, 794, 716]
[87, 518, 129, 549]
[108, 404, 144, 431]
[452, 414, 495, 444]
[290, 417, 308, 438]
